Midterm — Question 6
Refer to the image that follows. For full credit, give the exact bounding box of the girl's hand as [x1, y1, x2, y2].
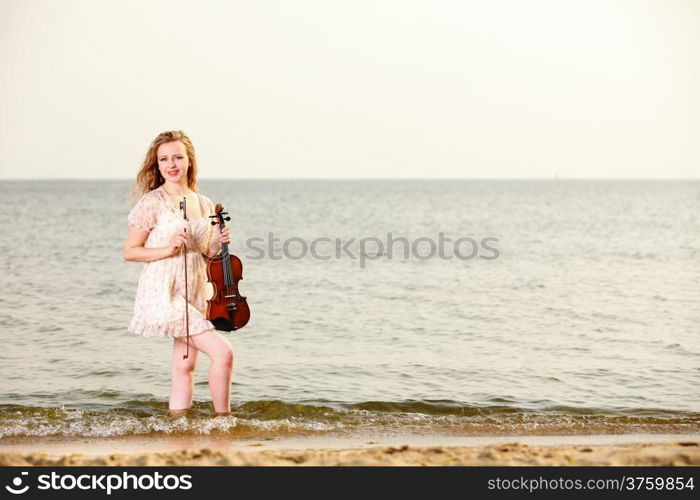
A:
[219, 226, 231, 245]
[167, 229, 188, 256]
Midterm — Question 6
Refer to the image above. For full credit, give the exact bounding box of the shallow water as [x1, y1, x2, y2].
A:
[0, 179, 698, 439]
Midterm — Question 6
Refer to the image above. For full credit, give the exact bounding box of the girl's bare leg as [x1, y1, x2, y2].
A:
[173, 329, 234, 413]
[169, 338, 200, 412]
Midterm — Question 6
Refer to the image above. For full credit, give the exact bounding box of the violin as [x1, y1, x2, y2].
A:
[205, 204, 250, 331]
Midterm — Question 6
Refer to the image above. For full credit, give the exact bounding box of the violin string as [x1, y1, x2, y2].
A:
[223, 243, 231, 308]
[220, 222, 232, 309]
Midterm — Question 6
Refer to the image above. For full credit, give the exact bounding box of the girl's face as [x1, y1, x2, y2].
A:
[157, 141, 189, 185]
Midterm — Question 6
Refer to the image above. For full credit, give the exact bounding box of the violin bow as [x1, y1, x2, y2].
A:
[179, 197, 191, 360]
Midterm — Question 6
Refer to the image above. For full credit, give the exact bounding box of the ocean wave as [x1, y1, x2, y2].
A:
[0, 399, 697, 439]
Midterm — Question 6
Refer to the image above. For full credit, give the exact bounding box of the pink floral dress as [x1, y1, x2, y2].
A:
[127, 186, 218, 338]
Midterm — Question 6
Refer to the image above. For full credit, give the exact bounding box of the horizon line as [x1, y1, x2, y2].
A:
[1, 177, 699, 182]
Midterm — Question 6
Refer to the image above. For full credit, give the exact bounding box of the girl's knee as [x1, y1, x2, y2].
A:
[223, 345, 234, 367]
[216, 344, 234, 369]
[172, 360, 196, 380]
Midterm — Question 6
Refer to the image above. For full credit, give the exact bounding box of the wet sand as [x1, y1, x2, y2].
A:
[0, 434, 698, 466]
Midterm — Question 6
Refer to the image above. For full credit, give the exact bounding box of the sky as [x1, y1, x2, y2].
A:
[0, 0, 698, 179]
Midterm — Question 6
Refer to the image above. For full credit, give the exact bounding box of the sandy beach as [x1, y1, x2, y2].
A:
[1, 435, 697, 466]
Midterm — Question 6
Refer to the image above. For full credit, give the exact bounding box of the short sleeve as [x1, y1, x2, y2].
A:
[128, 192, 159, 232]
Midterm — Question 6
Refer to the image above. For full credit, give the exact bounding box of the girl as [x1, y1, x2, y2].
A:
[123, 130, 234, 415]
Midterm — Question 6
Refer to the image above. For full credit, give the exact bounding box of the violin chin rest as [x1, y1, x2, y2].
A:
[212, 317, 234, 332]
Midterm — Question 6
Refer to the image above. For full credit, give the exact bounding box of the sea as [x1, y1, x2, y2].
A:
[0, 179, 698, 441]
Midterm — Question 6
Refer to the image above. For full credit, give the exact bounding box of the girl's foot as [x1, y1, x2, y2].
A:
[169, 407, 192, 416]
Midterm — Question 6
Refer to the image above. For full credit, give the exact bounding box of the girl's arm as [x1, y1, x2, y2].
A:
[204, 226, 230, 258]
[205, 238, 222, 258]
[123, 226, 186, 262]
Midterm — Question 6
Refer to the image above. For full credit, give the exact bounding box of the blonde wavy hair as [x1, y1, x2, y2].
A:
[131, 130, 199, 202]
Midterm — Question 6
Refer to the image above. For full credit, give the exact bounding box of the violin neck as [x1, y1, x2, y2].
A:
[220, 242, 233, 287]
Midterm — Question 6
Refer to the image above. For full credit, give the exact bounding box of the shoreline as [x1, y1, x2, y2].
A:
[1, 433, 698, 466]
